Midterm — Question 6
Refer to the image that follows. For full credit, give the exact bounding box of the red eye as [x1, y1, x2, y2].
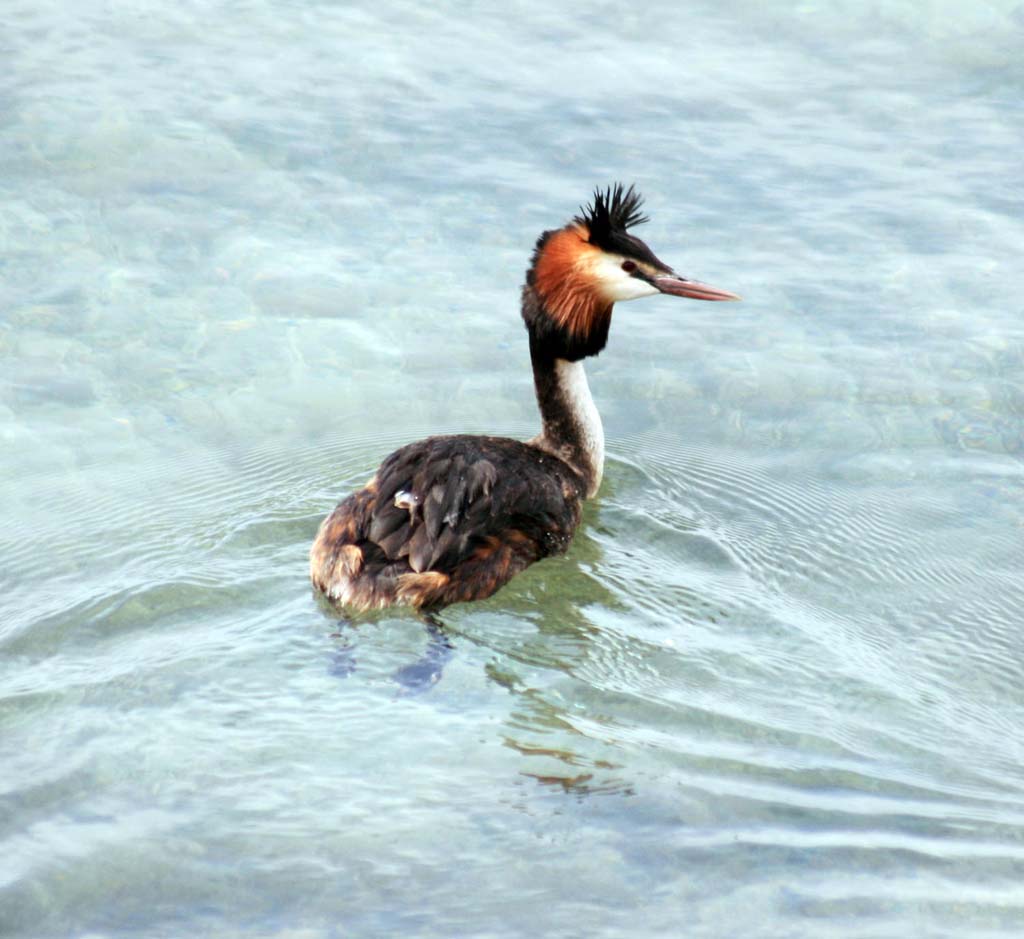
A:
[621, 260, 637, 273]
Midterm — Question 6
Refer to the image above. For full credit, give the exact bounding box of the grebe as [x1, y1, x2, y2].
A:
[311, 184, 739, 611]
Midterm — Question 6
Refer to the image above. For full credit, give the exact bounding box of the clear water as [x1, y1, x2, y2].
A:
[2, 1, 1023, 936]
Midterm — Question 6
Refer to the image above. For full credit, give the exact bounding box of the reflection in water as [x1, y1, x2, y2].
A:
[318, 594, 454, 693]
[392, 620, 455, 695]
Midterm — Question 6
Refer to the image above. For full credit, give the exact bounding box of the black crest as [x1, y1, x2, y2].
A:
[574, 183, 649, 251]
[572, 184, 668, 271]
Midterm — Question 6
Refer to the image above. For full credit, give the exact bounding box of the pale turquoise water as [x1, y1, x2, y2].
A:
[2, 1, 1024, 936]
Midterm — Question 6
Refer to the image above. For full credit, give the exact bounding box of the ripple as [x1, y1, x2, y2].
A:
[552, 432, 1024, 817]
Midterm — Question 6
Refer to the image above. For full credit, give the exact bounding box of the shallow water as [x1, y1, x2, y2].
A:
[3, 1, 1024, 936]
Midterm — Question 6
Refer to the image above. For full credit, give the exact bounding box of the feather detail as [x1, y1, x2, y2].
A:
[309, 435, 585, 611]
[574, 183, 649, 246]
[531, 227, 613, 343]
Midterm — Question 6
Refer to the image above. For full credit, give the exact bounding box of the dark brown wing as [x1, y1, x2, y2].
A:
[311, 435, 584, 609]
[369, 435, 582, 573]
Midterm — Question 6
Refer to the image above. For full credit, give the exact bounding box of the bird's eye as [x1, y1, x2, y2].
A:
[621, 260, 637, 273]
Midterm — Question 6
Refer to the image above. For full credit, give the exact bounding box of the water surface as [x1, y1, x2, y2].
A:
[3, 1, 1024, 936]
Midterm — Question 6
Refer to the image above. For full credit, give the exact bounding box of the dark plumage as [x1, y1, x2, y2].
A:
[311, 185, 740, 611]
[575, 183, 648, 235]
[311, 436, 582, 610]
[574, 183, 669, 270]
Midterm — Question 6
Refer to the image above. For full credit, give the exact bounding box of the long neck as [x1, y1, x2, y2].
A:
[528, 334, 605, 498]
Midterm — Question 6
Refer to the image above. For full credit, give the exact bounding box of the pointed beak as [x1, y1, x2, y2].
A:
[652, 272, 742, 302]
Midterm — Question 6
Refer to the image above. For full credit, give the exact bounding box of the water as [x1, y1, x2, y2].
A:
[2, 1, 1023, 935]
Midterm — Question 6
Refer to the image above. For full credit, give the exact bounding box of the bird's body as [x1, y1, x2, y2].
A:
[310, 434, 583, 610]
[311, 185, 739, 611]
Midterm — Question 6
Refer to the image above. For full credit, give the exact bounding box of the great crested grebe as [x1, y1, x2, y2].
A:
[311, 184, 739, 611]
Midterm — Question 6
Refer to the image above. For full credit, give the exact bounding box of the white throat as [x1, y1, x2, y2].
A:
[554, 358, 605, 497]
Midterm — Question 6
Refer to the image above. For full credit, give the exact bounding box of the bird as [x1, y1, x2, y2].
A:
[310, 184, 740, 612]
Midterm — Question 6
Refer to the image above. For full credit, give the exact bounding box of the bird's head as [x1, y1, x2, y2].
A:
[523, 184, 740, 360]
